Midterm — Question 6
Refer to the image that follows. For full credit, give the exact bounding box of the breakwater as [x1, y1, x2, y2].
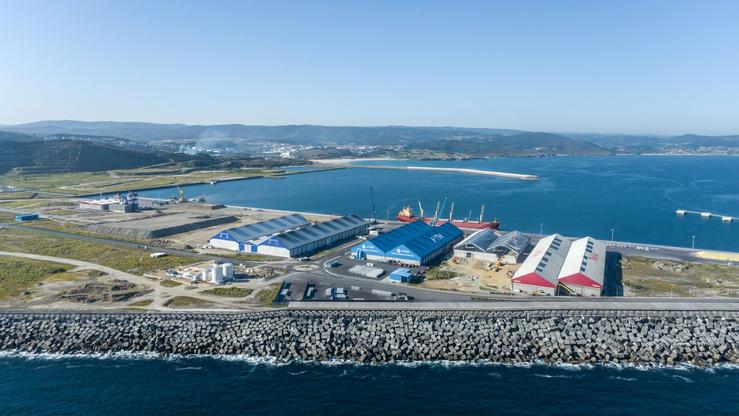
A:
[356, 164, 539, 180]
[1, 310, 736, 366]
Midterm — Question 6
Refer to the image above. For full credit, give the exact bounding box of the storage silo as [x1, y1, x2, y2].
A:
[221, 263, 234, 279]
[212, 264, 225, 284]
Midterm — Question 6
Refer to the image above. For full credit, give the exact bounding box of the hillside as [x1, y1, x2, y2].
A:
[408, 132, 611, 156]
[0, 139, 213, 173]
[2, 120, 523, 144]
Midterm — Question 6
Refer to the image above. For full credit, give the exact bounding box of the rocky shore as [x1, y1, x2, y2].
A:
[0, 310, 737, 366]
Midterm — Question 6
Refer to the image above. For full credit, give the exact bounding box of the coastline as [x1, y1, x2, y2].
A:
[2, 309, 736, 366]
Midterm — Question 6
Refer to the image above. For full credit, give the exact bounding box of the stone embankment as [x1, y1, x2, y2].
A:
[0, 310, 736, 366]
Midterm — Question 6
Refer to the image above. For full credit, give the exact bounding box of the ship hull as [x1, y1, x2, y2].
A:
[396, 215, 500, 230]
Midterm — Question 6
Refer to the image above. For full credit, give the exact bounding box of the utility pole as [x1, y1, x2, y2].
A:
[611, 228, 614, 243]
[691, 235, 696, 253]
[539, 223, 543, 238]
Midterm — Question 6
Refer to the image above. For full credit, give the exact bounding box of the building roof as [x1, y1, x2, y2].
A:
[390, 268, 412, 277]
[212, 214, 310, 243]
[403, 222, 463, 259]
[456, 229, 530, 255]
[364, 220, 431, 253]
[558, 237, 606, 289]
[265, 214, 367, 250]
[512, 234, 572, 288]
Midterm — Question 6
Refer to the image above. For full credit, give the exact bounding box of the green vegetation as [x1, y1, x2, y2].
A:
[200, 286, 253, 297]
[0, 256, 72, 298]
[425, 268, 460, 280]
[160, 279, 183, 287]
[218, 252, 280, 262]
[164, 296, 212, 308]
[0, 191, 37, 200]
[255, 283, 281, 306]
[45, 208, 79, 216]
[0, 212, 14, 222]
[622, 256, 739, 297]
[0, 165, 283, 195]
[128, 299, 153, 307]
[0, 228, 197, 274]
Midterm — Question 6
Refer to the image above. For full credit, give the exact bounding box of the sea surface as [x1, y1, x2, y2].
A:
[0, 355, 737, 415]
[139, 155, 739, 251]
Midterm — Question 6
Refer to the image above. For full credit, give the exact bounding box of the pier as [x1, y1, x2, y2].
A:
[676, 209, 736, 223]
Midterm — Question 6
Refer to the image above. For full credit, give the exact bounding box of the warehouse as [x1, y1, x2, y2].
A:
[511, 234, 571, 296]
[454, 229, 530, 264]
[557, 237, 606, 297]
[255, 214, 368, 258]
[209, 214, 310, 251]
[351, 221, 463, 266]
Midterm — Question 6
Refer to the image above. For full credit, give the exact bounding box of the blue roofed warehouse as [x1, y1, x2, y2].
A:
[351, 221, 463, 266]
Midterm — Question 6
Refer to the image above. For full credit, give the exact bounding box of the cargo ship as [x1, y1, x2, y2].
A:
[396, 202, 500, 230]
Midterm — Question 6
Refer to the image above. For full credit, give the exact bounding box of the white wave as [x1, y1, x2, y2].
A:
[175, 366, 203, 371]
[0, 350, 737, 373]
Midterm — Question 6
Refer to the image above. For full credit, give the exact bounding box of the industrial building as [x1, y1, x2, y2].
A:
[209, 213, 368, 258]
[511, 234, 572, 296]
[512, 234, 607, 297]
[14, 213, 39, 222]
[557, 237, 606, 297]
[351, 221, 463, 266]
[454, 229, 530, 264]
[78, 192, 139, 213]
[389, 268, 413, 283]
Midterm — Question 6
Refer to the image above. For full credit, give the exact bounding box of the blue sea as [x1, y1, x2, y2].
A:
[1, 355, 738, 415]
[139, 155, 739, 251]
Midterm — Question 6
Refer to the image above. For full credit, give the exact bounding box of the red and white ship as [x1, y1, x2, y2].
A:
[396, 202, 500, 230]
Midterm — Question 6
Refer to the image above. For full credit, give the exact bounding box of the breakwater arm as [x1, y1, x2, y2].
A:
[353, 165, 539, 180]
[0, 310, 735, 366]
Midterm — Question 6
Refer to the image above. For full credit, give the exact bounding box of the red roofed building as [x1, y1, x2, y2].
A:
[557, 237, 606, 297]
[511, 234, 571, 296]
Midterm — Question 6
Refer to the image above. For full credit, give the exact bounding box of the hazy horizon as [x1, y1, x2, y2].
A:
[2, 1, 739, 135]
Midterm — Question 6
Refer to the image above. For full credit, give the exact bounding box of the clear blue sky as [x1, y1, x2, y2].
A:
[2, 0, 739, 135]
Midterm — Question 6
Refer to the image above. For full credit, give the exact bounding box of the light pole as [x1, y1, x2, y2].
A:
[611, 228, 614, 243]
[691, 235, 696, 253]
[539, 223, 543, 238]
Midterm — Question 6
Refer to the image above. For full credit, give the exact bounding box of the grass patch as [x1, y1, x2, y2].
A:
[129, 299, 153, 307]
[622, 256, 739, 297]
[216, 252, 280, 262]
[45, 209, 79, 216]
[255, 283, 281, 306]
[0, 256, 73, 298]
[425, 268, 459, 280]
[0, 191, 37, 200]
[200, 286, 253, 297]
[160, 279, 183, 287]
[0, 228, 197, 275]
[164, 296, 211, 308]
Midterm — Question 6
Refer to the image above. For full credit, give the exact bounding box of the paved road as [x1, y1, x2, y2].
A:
[288, 299, 739, 311]
[0, 250, 265, 311]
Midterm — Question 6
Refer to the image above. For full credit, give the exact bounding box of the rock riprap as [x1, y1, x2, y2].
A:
[0, 310, 736, 366]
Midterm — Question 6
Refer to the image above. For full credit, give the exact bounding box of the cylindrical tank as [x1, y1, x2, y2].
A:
[212, 264, 225, 284]
[221, 263, 234, 279]
[202, 269, 210, 281]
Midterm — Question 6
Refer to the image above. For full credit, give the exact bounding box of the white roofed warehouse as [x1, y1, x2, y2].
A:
[511, 234, 571, 296]
[557, 237, 606, 297]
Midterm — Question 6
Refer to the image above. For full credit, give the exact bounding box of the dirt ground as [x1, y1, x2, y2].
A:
[421, 257, 519, 294]
[622, 256, 739, 297]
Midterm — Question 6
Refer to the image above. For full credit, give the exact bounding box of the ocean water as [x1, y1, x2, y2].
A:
[138, 155, 739, 251]
[0, 355, 737, 415]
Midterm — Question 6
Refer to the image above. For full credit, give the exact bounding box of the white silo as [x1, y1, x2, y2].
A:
[202, 269, 211, 282]
[212, 264, 225, 284]
[221, 263, 234, 279]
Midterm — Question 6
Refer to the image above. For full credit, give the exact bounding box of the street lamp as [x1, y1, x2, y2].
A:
[691, 235, 696, 252]
[539, 223, 543, 238]
[611, 228, 614, 243]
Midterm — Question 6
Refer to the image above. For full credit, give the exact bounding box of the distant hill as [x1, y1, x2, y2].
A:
[0, 139, 215, 174]
[2, 120, 523, 144]
[565, 133, 739, 150]
[408, 132, 611, 156]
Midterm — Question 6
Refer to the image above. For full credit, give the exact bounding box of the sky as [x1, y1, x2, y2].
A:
[1, 0, 739, 135]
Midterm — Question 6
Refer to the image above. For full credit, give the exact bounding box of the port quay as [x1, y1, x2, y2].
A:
[676, 209, 736, 223]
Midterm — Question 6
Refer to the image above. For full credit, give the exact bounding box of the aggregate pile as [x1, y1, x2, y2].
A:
[0, 310, 736, 366]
